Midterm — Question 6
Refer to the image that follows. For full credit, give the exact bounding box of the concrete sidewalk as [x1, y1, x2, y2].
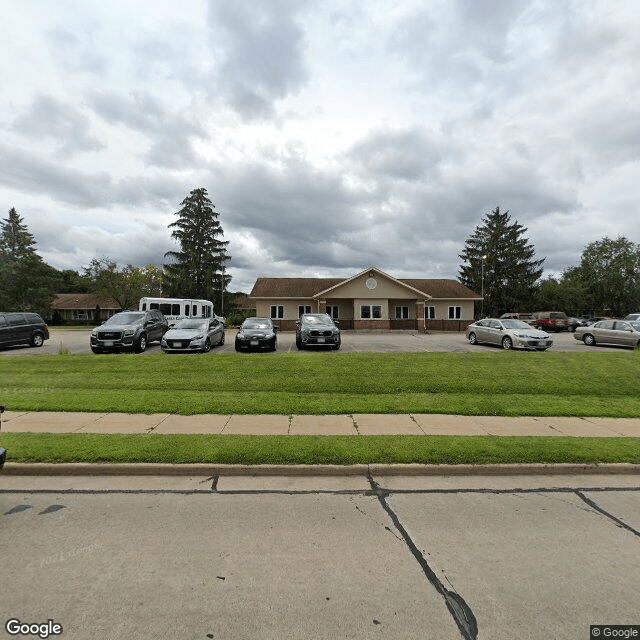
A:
[2, 410, 640, 437]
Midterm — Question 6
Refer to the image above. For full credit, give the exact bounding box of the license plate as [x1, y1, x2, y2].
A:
[317, 337, 325, 343]
[251, 340, 259, 346]
[104, 341, 114, 347]
[175, 342, 184, 348]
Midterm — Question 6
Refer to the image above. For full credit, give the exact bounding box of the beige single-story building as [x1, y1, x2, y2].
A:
[248, 267, 482, 331]
[51, 293, 123, 322]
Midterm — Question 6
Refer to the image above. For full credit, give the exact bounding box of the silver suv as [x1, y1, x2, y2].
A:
[90, 310, 168, 353]
[295, 313, 341, 350]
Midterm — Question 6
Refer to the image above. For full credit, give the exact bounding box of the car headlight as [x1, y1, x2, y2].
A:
[192, 335, 204, 341]
[124, 329, 135, 336]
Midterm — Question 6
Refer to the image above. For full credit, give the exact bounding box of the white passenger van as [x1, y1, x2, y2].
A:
[138, 298, 221, 325]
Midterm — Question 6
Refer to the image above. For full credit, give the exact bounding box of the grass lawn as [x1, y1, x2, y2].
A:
[2, 432, 639, 465]
[1, 350, 640, 416]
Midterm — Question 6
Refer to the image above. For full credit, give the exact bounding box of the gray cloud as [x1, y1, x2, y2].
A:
[207, 0, 310, 119]
[12, 94, 104, 158]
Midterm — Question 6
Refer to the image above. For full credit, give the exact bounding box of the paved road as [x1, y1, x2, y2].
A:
[0, 328, 630, 355]
[1, 474, 638, 640]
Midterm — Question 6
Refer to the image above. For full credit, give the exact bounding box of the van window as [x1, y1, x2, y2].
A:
[159, 303, 172, 315]
[141, 302, 147, 310]
[150, 303, 159, 310]
[8, 314, 26, 326]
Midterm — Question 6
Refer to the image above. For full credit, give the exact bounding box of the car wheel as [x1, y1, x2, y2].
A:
[219, 332, 225, 346]
[31, 332, 45, 347]
[295, 336, 303, 349]
[134, 334, 147, 353]
[270, 338, 277, 352]
[202, 339, 211, 353]
[502, 336, 513, 350]
[331, 343, 340, 351]
[91, 347, 103, 354]
[468, 332, 477, 345]
[583, 333, 595, 346]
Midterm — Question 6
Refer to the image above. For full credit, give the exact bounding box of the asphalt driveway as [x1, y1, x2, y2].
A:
[0, 328, 632, 355]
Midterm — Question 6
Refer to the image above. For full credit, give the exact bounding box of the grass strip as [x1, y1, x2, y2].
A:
[2, 351, 640, 417]
[1, 433, 639, 465]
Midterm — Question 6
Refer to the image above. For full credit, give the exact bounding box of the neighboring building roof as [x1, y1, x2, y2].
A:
[52, 293, 122, 310]
[249, 272, 481, 300]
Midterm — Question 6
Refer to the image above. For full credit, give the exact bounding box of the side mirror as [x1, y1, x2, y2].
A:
[333, 320, 340, 326]
[273, 326, 279, 333]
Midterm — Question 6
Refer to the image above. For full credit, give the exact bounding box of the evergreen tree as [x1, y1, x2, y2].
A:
[163, 188, 230, 308]
[459, 207, 544, 316]
[0, 207, 54, 313]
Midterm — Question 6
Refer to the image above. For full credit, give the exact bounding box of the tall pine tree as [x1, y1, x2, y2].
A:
[163, 188, 230, 307]
[459, 207, 544, 316]
[0, 208, 54, 313]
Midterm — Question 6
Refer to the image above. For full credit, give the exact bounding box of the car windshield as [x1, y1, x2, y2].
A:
[173, 319, 208, 331]
[501, 320, 532, 329]
[302, 315, 331, 324]
[243, 319, 271, 329]
[105, 313, 144, 325]
[631, 322, 640, 331]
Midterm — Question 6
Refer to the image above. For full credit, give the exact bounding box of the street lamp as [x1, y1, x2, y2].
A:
[481, 254, 487, 318]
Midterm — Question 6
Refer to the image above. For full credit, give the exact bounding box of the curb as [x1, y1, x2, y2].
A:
[3, 462, 639, 477]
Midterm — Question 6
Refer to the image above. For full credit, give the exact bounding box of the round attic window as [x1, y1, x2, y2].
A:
[365, 277, 377, 290]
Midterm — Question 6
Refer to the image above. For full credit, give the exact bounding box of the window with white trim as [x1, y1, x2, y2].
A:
[425, 306, 436, 319]
[326, 305, 339, 319]
[448, 306, 461, 320]
[298, 305, 311, 317]
[270, 305, 284, 319]
[360, 304, 382, 319]
[395, 306, 409, 319]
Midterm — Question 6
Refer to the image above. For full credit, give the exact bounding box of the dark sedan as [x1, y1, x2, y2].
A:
[295, 313, 341, 350]
[235, 318, 278, 351]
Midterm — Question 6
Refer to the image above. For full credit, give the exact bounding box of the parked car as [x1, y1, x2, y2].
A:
[295, 313, 341, 350]
[532, 311, 570, 332]
[235, 317, 278, 352]
[499, 312, 535, 325]
[624, 313, 640, 322]
[574, 319, 640, 349]
[161, 317, 224, 353]
[90, 310, 168, 353]
[466, 318, 553, 351]
[0, 312, 49, 350]
[567, 317, 588, 332]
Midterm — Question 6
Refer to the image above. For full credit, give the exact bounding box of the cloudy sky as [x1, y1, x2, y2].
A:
[2, 0, 639, 292]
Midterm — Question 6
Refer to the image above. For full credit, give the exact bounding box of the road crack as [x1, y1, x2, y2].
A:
[367, 475, 478, 640]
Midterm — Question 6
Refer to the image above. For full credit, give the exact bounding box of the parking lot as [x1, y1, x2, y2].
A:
[0, 328, 631, 355]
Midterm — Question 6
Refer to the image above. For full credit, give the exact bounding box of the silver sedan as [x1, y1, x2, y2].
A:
[574, 319, 640, 349]
[466, 318, 553, 351]
[161, 318, 225, 353]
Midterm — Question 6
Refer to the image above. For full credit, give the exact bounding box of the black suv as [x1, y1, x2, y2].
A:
[295, 313, 341, 350]
[0, 312, 49, 350]
[90, 310, 168, 353]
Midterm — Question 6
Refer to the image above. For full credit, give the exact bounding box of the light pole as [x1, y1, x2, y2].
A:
[481, 254, 487, 318]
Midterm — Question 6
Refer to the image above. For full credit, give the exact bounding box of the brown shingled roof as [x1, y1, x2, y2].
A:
[249, 276, 481, 299]
[52, 293, 122, 310]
